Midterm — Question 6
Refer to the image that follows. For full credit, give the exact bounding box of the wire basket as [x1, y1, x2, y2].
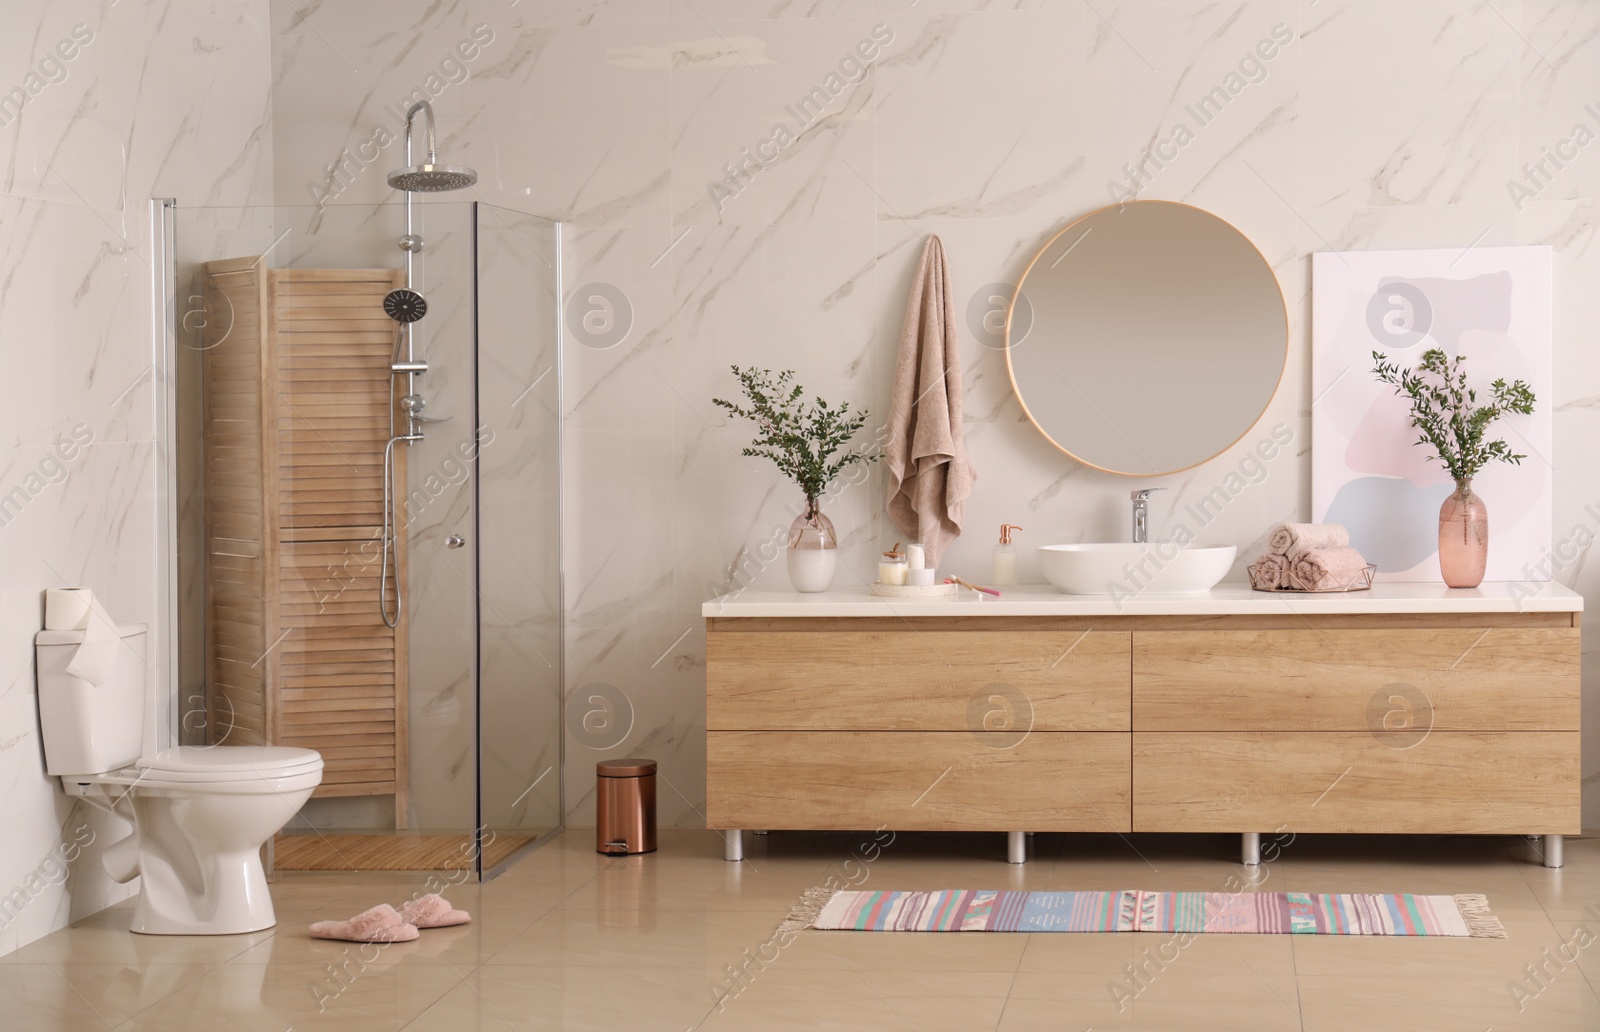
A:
[1248, 562, 1377, 593]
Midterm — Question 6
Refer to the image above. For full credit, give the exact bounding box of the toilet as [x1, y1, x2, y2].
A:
[36, 623, 322, 935]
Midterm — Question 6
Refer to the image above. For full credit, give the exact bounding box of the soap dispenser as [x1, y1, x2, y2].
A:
[993, 525, 1022, 585]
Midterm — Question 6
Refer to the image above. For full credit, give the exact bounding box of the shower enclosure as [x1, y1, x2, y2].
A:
[165, 197, 562, 879]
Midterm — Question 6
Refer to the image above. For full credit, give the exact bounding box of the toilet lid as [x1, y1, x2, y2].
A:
[135, 746, 323, 783]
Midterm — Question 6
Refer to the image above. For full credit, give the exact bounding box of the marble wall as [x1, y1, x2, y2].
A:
[0, 0, 273, 955]
[259, 0, 1600, 832]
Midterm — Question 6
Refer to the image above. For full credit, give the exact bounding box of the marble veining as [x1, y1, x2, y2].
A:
[0, 0, 275, 957]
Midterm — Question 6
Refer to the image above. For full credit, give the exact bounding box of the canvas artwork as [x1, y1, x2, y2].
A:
[1311, 246, 1553, 583]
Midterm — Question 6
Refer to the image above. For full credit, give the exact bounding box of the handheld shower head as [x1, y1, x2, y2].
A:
[387, 100, 478, 193]
[383, 287, 427, 323]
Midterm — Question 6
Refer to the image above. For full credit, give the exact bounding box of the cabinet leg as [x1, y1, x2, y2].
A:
[1007, 831, 1027, 865]
[1543, 834, 1564, 869]
[1241, 832, 1261, 866]
[723, 829, 743, 862]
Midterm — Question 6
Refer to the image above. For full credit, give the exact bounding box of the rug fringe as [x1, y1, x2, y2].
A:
[778, 887, 837, 933]
[1455, 893, 1507, 939]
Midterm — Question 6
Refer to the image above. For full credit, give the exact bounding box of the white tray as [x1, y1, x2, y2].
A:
[870, 581, 959, 598]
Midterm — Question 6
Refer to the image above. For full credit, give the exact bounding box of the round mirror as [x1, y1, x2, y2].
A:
[1005, 200, 1286, 476]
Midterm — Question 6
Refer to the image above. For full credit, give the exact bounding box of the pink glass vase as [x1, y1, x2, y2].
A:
[1438, 478, 1488, 588]
[786, 500, 837, 593]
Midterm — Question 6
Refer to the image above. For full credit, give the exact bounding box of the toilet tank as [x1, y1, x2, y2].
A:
[36, 624, 149, 777]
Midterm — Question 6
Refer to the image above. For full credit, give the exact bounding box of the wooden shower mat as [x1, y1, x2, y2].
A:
[273, 831, 540, 871]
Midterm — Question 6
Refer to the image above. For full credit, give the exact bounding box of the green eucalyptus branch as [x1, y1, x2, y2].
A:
[1370, 348, 1536, 482]
[712, 366, 882, 507]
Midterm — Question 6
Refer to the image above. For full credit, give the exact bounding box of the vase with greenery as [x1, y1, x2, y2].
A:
[1371, 348, 1536, 588]
[713, 366, 881, 592]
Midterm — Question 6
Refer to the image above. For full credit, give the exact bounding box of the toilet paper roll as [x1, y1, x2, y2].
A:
[44, 587, 95, 630]
[45, 587, 121, 687]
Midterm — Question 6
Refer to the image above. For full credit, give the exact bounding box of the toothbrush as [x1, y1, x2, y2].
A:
[944, 577, 1001, 597]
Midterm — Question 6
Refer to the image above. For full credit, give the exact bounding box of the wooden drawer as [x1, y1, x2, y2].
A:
[707, 731, 1131, 832]
[707, 629, 1131, 731]
[1132, 732, 1580, 834]
[1133, 629, 1579, 731]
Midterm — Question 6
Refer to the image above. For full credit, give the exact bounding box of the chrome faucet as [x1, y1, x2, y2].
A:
[1130, 488, 1166, 544]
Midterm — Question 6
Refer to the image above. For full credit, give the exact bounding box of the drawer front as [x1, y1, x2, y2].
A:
[1132, 732, 1580, 834]
[707, 731, 1131, 832]
[1133, 629, 1579, 731]
[707, 630, 1131, 731]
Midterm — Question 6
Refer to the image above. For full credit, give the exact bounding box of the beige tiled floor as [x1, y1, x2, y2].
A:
[7, 829, 1599, 1030]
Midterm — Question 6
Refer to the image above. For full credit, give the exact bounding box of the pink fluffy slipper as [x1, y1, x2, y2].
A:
[308, 903, 420, 943]
[397, 893, 471, 928]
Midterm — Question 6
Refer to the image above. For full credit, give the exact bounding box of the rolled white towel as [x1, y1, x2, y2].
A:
[1249, 553, 1290, 590]
[1268, 523, 1350, 560]
[1289, 546, 1369, 591]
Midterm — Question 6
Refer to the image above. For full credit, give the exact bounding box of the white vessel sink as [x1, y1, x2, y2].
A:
[1038, 543, 1237, 595]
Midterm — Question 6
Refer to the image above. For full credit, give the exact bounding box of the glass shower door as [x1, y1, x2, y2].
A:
[474, 203, 563, 870]
[385, 200, 481, 869]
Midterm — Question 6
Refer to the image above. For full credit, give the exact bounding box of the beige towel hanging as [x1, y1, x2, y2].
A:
[885, 235, 974, 568]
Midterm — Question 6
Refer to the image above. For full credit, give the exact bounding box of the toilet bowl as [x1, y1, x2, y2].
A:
[37, 624, 323, 935]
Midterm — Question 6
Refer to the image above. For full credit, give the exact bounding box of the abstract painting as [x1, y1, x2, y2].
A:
[1311, 246, 1553, 583]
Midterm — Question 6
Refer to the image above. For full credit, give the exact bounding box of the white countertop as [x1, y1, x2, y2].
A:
[702, 581, 1585, 618]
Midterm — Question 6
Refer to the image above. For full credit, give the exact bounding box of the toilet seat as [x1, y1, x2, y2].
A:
[136, 745, 323, 782]
[83, 746, 323, 790]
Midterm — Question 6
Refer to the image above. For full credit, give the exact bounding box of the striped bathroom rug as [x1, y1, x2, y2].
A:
[781, 889, 1505, 938]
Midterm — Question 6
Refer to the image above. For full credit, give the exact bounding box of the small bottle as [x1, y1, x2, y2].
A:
[993, 524, 1022, 585]
[878, 543, 908, 586]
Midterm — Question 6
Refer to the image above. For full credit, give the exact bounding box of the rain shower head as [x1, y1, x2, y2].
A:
[387, 99, 478, 193]
[387, 163, 477, 192]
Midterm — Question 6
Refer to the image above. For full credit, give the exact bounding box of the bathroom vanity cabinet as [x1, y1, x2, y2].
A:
[703, 584, 1582, 865]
